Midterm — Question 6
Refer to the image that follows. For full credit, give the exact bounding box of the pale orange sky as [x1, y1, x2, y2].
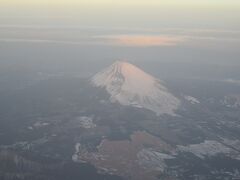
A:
[0, 0, 239, 31]
[103, 35, 184, 47]
[1, 0, 240, 8]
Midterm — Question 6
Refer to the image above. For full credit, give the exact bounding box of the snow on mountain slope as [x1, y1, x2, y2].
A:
[91, 61, 180, 115]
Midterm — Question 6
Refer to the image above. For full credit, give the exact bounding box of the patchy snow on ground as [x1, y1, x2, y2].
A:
[223, 139, 240, 150]
[177, 140, 239, 159]
[27, 126, 33, 130]
[221, 95, 240, 108]
[72, 143, 82, 162]
[72, 143, 105, 163]
[222, 139, 240, 160]
[137, 148, 174, 172]
[72, 143, 89, 163]
[184, 95, 200, 104]
[76, 116, 96, 129]
[33, 122, 49, 128]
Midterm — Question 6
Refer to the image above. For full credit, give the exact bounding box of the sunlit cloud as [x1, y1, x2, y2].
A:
[1, 25, 239, 49]
[100, 35, 184, 47]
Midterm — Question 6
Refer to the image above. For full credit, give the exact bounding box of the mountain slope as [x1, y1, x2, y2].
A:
[91, 61, 180, 115]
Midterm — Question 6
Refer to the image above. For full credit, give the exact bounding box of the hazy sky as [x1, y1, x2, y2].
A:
[0, 0, 239, 80]
[1, 0, 240, 30]
[2, 0, 240, 6]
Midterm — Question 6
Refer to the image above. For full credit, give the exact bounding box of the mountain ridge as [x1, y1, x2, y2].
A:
[91, 61, 180, 115]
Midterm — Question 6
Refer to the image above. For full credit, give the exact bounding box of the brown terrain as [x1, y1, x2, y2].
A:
[73, 131, 175, 180]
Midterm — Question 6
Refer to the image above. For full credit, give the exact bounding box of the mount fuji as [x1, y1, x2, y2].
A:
[91, 61, 180, 115]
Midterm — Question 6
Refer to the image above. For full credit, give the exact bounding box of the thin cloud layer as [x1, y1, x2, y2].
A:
[102, 35, 184, 47]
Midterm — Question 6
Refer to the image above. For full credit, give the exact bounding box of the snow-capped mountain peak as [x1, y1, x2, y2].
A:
[91, 61, 180, 115]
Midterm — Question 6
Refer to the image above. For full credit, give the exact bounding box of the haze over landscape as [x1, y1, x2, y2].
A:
[0, 0, 240, 180]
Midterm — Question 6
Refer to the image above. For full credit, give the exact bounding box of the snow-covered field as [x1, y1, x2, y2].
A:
[178, 140, 240, 160]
